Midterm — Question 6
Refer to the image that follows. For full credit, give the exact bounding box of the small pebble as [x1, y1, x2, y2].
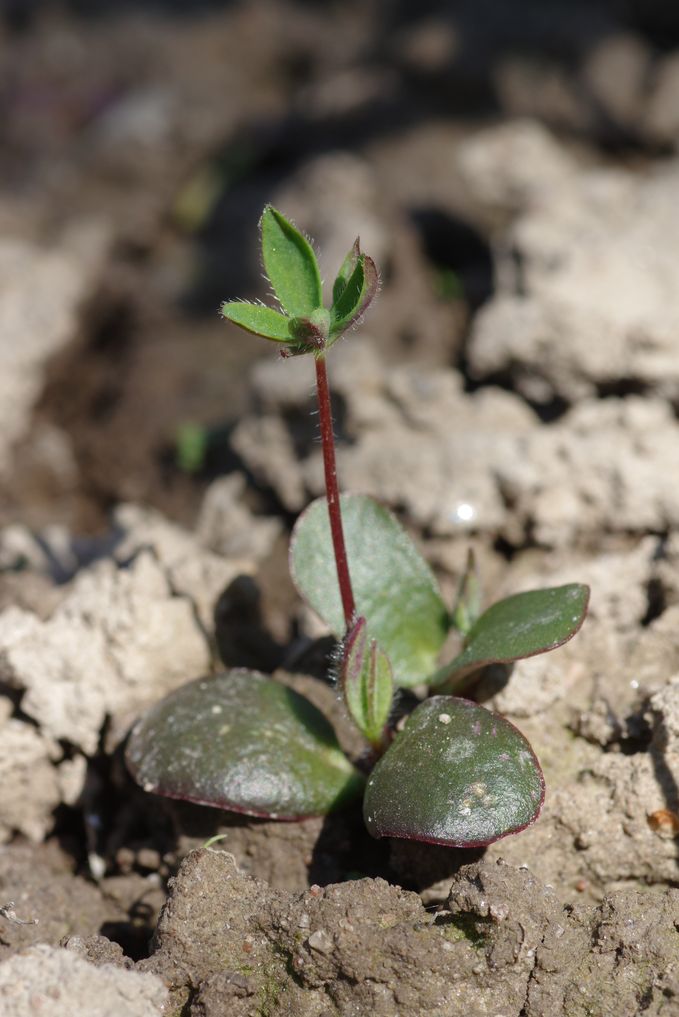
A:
[308, 929, 333, 954]
[136, 847, 161, 871]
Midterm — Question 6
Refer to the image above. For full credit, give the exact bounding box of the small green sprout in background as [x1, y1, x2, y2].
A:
[172, 142, 259, 234]
[434, 266, 464, 301]
[126, 206, 589, 849]
[175, 422, 209, 474]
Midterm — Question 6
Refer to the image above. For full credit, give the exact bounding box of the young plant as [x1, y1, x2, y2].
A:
[125, 207, 589, 848]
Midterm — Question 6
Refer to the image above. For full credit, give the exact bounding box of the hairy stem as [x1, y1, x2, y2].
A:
[315, 354, 355, 628]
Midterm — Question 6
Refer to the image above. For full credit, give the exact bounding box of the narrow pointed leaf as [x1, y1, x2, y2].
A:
[452, 549, 482, 635]
[340, 618, 394, 746]
[329, 254, 379, 341]
[291, 494, 449, 688]
[431, 583, 590, 689]
[332, 238, 360, 304]
[363, 696, 544, 847]
[260, 206, 323, 317]
[366, 640, 394, 744]
[340, 617, 369, 734]
[220, 301, 291, 341]
[125, 670, 363, 819]
[330, 255, 364, 328]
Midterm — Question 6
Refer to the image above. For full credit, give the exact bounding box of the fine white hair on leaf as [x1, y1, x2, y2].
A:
[328, 641, 343, 688]
[220, 298, 258, 317]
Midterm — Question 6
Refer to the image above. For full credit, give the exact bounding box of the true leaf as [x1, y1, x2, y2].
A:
[329, 252, 379, 341]
[125, 670, 363, 819]
[452, 548, 482, 636]
[430, 583, 590, 690]
[260, 205, 323, 317]
[220, 301, 291, 341]
[330, 256, 364, 329]
[332, 238, 360, 304]
[363, 696, 544, 847]
[340, 617, 394, 746]
[290, 494, 449, 688]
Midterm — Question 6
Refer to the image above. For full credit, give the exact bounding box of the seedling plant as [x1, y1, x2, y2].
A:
[126, 207, 589, 848]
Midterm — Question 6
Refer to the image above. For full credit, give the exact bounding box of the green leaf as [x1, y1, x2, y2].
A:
[329, 252, 379, 342]
[340, 617, 394, 747]
[431, 584, 590, 690]
[175, 422, 208, 474]
[330, 256, 364, 327]
[290, 494, 449, 688]
[260, 206, 323, 317]
[363, 696, 544, 847]
[452, 549, 482, 636]
[332, 238, 360, 304]
[220, 301, 291, 341]
[125, 670, 363, 819]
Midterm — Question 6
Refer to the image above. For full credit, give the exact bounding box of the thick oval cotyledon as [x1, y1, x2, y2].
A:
[126, 670, 363, 819]
[363, 696, 544, 847]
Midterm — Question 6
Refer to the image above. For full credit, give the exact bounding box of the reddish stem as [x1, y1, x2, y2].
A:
[314, 354, 355, 628]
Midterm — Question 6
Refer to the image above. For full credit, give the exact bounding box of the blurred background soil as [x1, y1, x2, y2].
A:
[3, 0, 678, 535]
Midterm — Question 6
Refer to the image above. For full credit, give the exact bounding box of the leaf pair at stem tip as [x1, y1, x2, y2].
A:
[221, 205, 379, 356]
